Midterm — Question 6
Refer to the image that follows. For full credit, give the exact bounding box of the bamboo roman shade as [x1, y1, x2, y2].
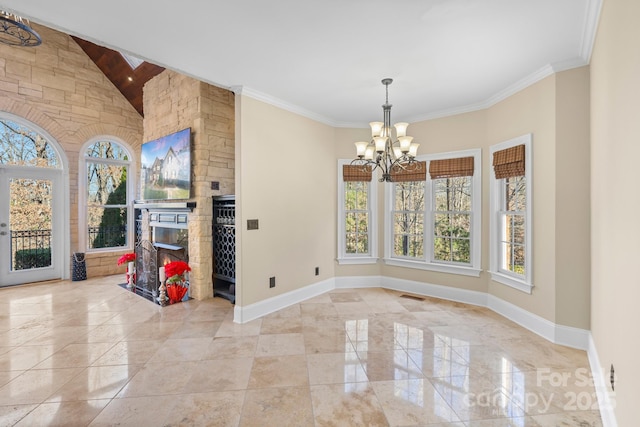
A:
[342, 164, 372, 182]
[493, 144, 525, 179]
[429, 156, 474, 180]
[390, 161, 427, 182]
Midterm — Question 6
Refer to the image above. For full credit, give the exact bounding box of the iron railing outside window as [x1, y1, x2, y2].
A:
[10, 229, 51, 270]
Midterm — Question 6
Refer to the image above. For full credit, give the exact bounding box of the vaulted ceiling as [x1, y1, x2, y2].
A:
[2, 0, 601, 126]
[72, 37, 164, 116]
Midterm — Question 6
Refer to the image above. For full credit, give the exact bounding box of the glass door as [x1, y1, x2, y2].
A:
[0, 168, 62, 286]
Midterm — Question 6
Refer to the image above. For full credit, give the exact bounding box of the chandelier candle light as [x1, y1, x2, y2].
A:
[352, 78, 422, 182]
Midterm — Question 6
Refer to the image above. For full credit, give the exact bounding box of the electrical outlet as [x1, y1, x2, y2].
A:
[610, 364, 615, 391]
[315, 267, 319, 276]
[269, 276, 276, 288]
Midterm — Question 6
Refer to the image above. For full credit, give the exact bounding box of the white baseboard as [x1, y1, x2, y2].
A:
[334, 275, 382, 289]
[487, 294, 556, 343]
[587, 334, 618, 427]
[234, 275, 589, 351]
[486, 295, 590, 350]
[555, 323, 591, 350]
[383, 276, 488, 307]
[233, 277, 335, 323]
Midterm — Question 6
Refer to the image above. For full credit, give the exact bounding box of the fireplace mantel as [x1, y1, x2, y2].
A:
[134, 201, 196, 211]
[154, 242, 185, 251]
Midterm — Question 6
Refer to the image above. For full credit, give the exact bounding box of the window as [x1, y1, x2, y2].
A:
[337, 160, 377, 264]
[392, 181, 425, 259]
[489, 134, 532, 293]
[345, 181, 370, 254]
[384, 149, 481, 276]
[433, 176, 472, 264]
[0, 119, 60, 168]
[80, 138, 135, 252]
[500, 176, 526, 274]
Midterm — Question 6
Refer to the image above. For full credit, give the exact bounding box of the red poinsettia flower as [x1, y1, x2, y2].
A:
[164, 260, 191, 278]
[117, 253, 136, 266]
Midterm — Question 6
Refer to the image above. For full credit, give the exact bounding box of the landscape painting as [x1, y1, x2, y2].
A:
[140, 128, 191, 200]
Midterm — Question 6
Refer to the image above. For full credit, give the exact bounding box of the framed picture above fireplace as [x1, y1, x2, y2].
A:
[140, 127, 191, 200]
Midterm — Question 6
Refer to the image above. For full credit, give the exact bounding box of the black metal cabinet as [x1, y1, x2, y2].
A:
[212, 195, 235, 303]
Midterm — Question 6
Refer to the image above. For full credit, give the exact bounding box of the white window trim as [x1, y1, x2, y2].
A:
[383, 149, 482, 277]
[79, 136, 136, 253]
[489, 134, 533, 293]
[337, 159, 378, 264]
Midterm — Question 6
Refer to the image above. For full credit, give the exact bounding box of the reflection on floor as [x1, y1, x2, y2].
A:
[0, 276, 602, 426]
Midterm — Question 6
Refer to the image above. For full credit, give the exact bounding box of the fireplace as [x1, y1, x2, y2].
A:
[150, 212, 189, 267]
[133, 202, 195, 303]
[150, 212, 189, 248]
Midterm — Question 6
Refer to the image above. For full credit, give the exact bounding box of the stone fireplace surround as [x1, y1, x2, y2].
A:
[140, 69, 235, 300]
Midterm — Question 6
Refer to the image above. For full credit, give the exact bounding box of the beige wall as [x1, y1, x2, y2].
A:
[236, 96, 337, 306]
[488, 68, 590, 329]
[0, 24, 143, 278]
[590, 0, 640, 423]
[555, 67, 591, 329]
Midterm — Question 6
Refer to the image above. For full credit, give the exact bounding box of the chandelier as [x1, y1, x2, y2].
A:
[0, 11, 41, 47]
[352, 78, 421, 182]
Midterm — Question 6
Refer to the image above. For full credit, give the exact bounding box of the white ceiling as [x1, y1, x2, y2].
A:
[2, 0, 601, 127]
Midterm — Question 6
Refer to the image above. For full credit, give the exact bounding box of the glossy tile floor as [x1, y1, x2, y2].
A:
[0, 276, 602, 426]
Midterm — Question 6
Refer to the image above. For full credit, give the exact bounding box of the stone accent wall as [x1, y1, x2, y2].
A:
[143, 70, 235, 300]
[0, 23, 143, 278]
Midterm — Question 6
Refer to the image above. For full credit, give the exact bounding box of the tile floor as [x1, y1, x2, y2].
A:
[0, 276, 602, 426]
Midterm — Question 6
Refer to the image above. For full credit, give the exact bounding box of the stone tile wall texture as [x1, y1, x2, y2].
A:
[143, 69, 235, 300]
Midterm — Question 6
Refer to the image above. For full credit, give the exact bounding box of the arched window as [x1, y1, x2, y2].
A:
[81, 138, 134, 251]
[0, 119, 60, 168]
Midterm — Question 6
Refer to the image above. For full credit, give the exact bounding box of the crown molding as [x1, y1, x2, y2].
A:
[550, 57, 589, 73]
[240, 55, 591, 127]
[405, 64, 558, 123]
[581, 0, 604, 63]
[234, 86, 342, 127]
[229, 85, 243, 95]
[239, 56, 591, 128]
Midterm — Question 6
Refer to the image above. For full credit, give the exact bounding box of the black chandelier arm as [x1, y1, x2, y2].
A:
[389, 156, 419, 171]
[0, 15, 42, 47]
[350, 156, 421, 182]
[350, 157, 376, 170]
